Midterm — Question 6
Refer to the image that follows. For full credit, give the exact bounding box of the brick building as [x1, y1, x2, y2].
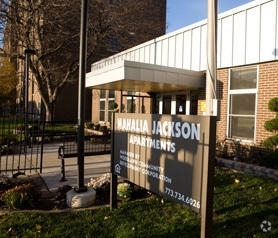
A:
[86, 0, 278, 145]
[3, 0, 166, 121]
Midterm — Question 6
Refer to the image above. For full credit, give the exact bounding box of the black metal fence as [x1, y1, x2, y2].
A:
[58, 133, 111, 159]
[0, 108, 112, 176]
[58, 132, 111, 181]
[0, 110, 45, 175]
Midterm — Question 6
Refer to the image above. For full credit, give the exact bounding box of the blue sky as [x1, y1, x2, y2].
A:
[166, 0, 253, 33]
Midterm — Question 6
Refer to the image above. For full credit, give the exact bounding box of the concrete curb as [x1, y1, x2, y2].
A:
[216, 157, 278, 180]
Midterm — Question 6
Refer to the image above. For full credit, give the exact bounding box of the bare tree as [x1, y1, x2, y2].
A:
[1, 0, 165, 121]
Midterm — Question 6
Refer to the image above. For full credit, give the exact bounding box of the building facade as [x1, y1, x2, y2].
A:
[86, 0, 278, 145]
[4, 0, 166, 121]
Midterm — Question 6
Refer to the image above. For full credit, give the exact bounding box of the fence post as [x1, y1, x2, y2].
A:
[60, 158, 66, 182]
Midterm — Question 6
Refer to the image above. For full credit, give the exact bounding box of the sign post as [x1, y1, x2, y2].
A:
[200, 117, 216, 238]
[111, 113, 216, 236]
[110, 112, 118, 209]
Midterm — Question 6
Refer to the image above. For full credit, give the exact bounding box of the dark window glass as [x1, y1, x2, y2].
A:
[228, 67, 257, 141]
[100, 90, 106, 98]
[163, 95, 171, 114]
[230, 94, 256, 115]
[230, 67, 257, 90]
[176, 95, 186, 114]
[229, 116, 255, 140]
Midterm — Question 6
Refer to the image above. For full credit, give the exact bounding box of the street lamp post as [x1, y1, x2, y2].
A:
[24, 49, 35, 149]
[201, 1, 218, 238]
[206, 0, 217, 116]
[76, 0, 89, 192]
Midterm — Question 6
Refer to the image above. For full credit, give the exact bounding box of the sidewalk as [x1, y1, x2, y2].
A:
[39, 143, 111, 192]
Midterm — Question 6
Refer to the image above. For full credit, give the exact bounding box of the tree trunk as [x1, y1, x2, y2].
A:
[43, 101, 54, 122]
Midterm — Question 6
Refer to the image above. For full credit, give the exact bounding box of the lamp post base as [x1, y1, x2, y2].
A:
[66, 187, 96, 208]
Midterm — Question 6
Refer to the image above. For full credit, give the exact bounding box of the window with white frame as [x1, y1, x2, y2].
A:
[108, 90, 115, 122]
[99, 90, 115, 122]
[228, 66, 257, 141]
[99, 90, 106, 121]
[126, 91, 136, 113]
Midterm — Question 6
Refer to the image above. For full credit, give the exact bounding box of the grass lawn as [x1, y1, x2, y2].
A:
[0, 168, 277, 237]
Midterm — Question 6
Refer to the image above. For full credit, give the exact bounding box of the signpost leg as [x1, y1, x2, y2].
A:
[200, 117, 216, 238]
[110, 173, 118, 209]
[110, 112, 118, 209]
[200, 154, 215, 238]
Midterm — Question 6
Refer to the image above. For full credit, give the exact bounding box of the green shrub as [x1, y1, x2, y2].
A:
[263, 97, 278, 150]
[85, 122, 94, 129]
[109, 101, 118, 110]
[100, 125, 108, 132]
[117, 182, 132, 200]
[268, 97, 278, 112]
[93, 123, 100, 131]
[259, 150, 278, 169]
[0, 183, 38, 209]
[263, 134, 278, 150]
[264, 117, 278, 131]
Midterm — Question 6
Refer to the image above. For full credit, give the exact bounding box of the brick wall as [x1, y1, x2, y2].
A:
[214, 61, 278, 146]
[196, 69, 229, 142]
[216, 68, 229, 141]
[92, 89, 100, 123]
[256, 61, 278, 145]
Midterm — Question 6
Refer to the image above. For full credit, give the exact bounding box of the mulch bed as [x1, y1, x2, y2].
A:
[0, 174, 150, 212]
[30, 174, 111, 210]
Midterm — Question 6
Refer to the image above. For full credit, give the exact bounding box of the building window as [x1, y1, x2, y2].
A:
[190, 92, 198, 115]
[228, 66, 257, 141]
[99, 90, 106, 121]
[127, 97, 136, 113]
[99, 90, 115, 122]
[108, 91, 115, 122]
[125, 91, 136, 113]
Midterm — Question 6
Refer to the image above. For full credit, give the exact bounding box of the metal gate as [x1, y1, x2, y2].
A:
[0, 109, 45, 176]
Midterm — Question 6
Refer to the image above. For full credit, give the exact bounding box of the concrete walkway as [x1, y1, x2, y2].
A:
[39, 143, 111, 192]
[4, 143, 277, 193]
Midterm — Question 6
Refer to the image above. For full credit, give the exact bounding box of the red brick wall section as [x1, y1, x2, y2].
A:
[196, 69, 228, 142]
[256, 61, 278, 145]
[92, 89, 100, 123]
[216, 68, 229, 142]
[214, 62, 278, 146]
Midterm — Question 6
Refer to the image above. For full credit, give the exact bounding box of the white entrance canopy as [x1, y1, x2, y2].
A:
[86, 60, 204, 93]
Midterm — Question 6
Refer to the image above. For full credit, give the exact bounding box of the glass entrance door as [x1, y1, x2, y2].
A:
[176, 95, 186, 114]
[162, 95, 171, 114]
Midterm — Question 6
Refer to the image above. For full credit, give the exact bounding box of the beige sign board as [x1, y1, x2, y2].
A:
[113, 113, 216, 213]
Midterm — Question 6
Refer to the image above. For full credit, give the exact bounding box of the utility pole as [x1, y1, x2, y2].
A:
[201, 2, 217, 238]
[206, 0, 217, 116]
